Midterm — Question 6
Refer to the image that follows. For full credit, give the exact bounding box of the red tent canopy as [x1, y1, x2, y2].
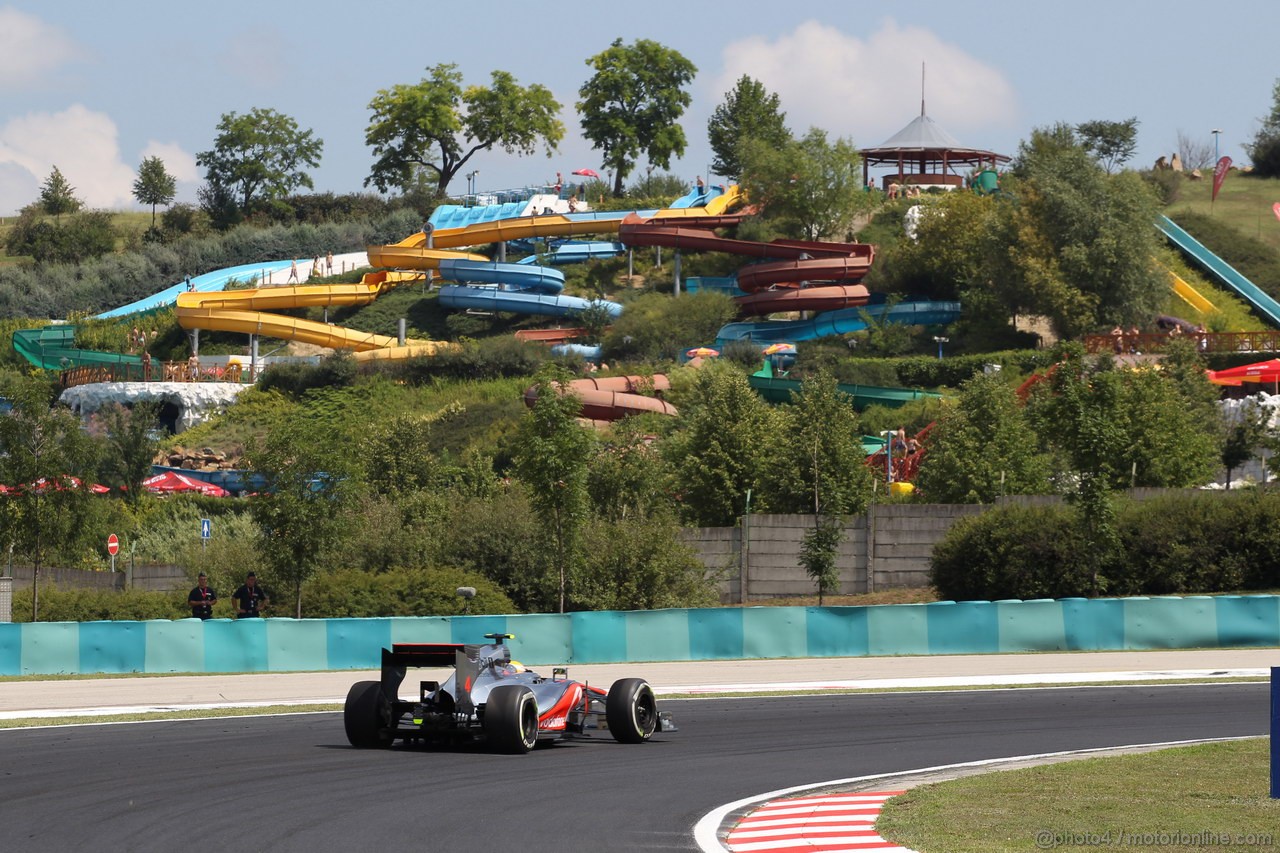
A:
[142, 471, 229, 497]
[1207, 359, 1280, 386]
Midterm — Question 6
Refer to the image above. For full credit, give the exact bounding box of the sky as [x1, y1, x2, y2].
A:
[2, 0, 1278, 217]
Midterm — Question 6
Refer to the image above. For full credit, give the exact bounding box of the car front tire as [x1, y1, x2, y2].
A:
[606, 678, 657, 744]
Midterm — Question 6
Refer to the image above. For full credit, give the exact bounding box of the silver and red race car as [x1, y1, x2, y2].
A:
[343, 633, 676, 754]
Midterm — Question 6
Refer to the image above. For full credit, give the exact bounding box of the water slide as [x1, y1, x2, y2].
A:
[524, 374, 677, 421]
[715, 299, 962, 346]
[371, 188, 744, 321]
[1166, 265, 1216, 313]
[174, 268, 463, 362]
[13, 325, 144, 372]
[1157, 214, 1280, 327]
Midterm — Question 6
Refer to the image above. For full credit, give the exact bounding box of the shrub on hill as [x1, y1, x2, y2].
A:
[1172, 211, 1280, 301]
[0, 209, 420, 319]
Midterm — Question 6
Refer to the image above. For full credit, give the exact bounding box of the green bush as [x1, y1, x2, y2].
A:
[302, 566, 515, 617]
[933, 490, 1280, 601]
[930, 504, 1093, 600]
[11, 584, 187, 622]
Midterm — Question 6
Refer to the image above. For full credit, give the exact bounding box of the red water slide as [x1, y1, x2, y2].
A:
[617, 215, 874, 307]
[523, 374, 676, 422]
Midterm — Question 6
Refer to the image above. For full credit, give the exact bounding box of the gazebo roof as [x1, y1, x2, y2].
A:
[861, 113, 1010, 168]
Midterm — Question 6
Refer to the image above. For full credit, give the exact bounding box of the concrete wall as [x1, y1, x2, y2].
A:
[5, 564, 189, 593]
[684, 507, 977, 602]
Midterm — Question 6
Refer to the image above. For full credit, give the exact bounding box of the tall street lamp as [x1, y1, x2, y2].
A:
[1212, 129, 1222, 161]
[933, 336, 949, 360]
[465, 170, 479, 200]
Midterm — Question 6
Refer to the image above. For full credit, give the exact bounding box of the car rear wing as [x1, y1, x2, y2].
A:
[381, 644, 466, 700]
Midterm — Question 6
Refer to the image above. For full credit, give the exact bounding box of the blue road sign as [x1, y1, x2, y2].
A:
[201, 518, 212, 540]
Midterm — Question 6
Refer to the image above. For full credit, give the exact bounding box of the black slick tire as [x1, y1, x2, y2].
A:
[606, 678, 657, 744]
[485, 685, 539, 754]
[344, 681, 394, 749]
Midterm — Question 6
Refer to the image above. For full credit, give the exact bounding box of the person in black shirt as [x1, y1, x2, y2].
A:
[232, 572, 269, 618]
[187, 573, 218, 620]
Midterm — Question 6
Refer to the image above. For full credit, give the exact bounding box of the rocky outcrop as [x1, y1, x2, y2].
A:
[59, 381, 250, 433]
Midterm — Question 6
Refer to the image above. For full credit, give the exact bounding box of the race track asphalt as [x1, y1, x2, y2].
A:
[0, 648, 1273, 851]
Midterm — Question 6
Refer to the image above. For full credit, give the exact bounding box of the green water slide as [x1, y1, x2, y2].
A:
[748, 360, 944, 411]
[12, 325, 142, 372]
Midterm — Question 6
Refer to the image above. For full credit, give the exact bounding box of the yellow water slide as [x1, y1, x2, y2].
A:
[175, 266, 472, 362]
[1164, 265, 1216, 314]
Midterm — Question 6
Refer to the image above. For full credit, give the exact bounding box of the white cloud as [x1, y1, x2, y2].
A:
[0, 7, 79, 89]
[0, 105, 139, 214]
[709, 19, 1017, 149]
[140, 141, 200, 183]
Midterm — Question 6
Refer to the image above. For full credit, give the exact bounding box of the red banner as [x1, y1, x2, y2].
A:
[1273, 202, 1280, 222]
[1212, 156, 1232, 201]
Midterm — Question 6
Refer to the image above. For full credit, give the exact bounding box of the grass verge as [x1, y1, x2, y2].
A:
[877, 738, 1280, 852]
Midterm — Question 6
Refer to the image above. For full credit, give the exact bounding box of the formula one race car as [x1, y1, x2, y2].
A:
[343, 633, 676, 754]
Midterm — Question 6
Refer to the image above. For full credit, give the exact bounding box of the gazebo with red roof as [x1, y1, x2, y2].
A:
[861, 108, 1010, 191]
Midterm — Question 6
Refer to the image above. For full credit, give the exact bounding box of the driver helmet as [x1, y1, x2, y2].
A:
[507, 660, 526, 673]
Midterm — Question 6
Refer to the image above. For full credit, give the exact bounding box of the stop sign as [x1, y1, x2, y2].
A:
[106, 533, 119, 556]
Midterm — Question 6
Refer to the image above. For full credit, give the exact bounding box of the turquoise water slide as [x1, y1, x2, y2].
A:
[715, 299, 961, 346]
[1157, 214, 1280, 327]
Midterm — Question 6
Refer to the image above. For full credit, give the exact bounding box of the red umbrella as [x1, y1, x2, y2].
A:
[571, 168, 600, 178]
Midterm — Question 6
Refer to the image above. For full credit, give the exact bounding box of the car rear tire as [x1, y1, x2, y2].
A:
[606, 678, 657, 744]
[485, 685, 539, 754]
[344, 681, 394, 749]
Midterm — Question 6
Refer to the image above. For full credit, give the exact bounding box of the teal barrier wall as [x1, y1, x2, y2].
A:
[1, 595, 1279, 676]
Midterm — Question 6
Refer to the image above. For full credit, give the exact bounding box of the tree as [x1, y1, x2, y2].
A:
[1076, 117, 1139, 174]
[196, 107, 323, 215]
[1001, 124, 1165, 337]
[763, 370, 873, 515]
[1223, 398, 1272, 488]
[707, 75, 790, 180]
[916, 372, 1050, 503]
[366, 64, 564, 197]
[578, 38, 696, 196]
[514, 367, 594, 613]
[245, 418, 358, 618]
[1246, 78, 1280, 178]
[663, 365, 780, 527]
[0, 378, 100, 621]
[799, 515, 844, 604]
[1175, 130, 1215, 172]
[739, 128, 869, 240]
[95, 402, 161, 504]
[132, 156, 176, 229]
[39, 166, 82, 220]
[1025, 347, 1125, 595]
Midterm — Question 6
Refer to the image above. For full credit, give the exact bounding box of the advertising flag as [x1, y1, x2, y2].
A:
[1212, 156, 1232, 201]
[1273, 202, 1280, 222]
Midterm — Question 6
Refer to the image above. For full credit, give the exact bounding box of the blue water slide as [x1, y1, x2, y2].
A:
[438, 259, 565, 294]
[669, 184, 724, 209]
[95, 261, 295, 319]
[715, 300, 961, 346]
[1157, 214, 1280, 327]
[685, 276, 747, 297]
[429, 202, 530, 228]
[437, 285, 622, 319]
[516, 241, 626, 265]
